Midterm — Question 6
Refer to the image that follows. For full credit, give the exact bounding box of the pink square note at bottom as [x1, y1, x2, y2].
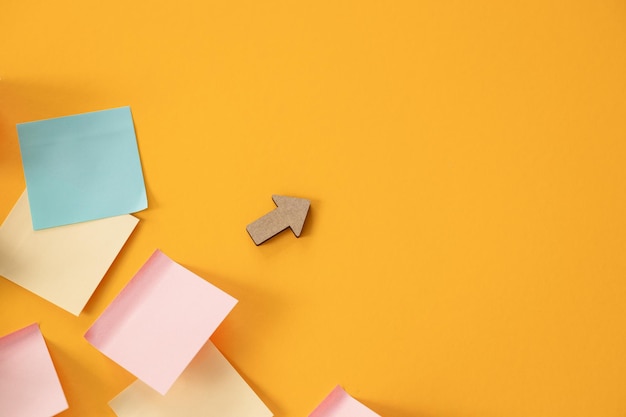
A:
[85, 249, 238, 395]
[309, 385, 381, 417]
[0, 324, 68, 417]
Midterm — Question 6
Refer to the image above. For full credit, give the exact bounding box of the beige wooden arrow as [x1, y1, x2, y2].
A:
[246, 195, 310, 245]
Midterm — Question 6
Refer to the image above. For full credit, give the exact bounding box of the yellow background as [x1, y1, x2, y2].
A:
[2, 1, 626, 416]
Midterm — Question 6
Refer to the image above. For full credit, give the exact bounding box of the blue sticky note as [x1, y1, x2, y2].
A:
[17, 107, 147, 230]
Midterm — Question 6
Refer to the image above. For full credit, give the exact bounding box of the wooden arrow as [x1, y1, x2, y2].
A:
[246, 195, 311, 245]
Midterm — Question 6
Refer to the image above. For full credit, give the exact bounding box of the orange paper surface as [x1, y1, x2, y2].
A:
[2, 1, 626, 416]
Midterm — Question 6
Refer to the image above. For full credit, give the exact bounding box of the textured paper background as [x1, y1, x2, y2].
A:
[2, 1, 626, 416]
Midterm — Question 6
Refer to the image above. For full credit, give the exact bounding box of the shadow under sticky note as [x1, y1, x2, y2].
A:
[17, 106, 147, 230]
[85, 249, 238, 395]
[109, 341, 272, 417]
[0, 191, 139, 316]
[0, 324, 68, 417]
[309, 386, 381, 417]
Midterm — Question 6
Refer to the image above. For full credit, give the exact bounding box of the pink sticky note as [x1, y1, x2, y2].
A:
[309, 386, 381, 417]
[85, 249, 238, 395]
[0, 324, 68, 417]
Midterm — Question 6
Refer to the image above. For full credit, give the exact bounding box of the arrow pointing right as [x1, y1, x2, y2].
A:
[246, 195, 311, 245]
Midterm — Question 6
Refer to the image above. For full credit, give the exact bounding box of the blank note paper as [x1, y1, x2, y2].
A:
[309, 386, 381, 417]
[109, 341, 272, 417]
[0, 191, 139, 316]
[85, 249, 238, 395]
[0, 324, 68, 417]
[17, 106, 147, 230]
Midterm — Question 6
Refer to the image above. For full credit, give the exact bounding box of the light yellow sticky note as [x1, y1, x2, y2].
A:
[109, 341, 272, 417]
[0, 191, 138, 315]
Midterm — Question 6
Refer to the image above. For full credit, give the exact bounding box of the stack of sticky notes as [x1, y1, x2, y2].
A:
[1, 106, 382, 416]
[1, 107, 145, 316]
[1, 107, 275, 416]
[87, 249, 272, 416]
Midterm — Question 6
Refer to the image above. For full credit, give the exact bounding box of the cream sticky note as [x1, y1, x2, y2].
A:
[309, 386, 381, 417]
[0, 324, 68, 417]
[0, 191, 139, 315]
[85, 249, 238, 395]
[109, 341, 272, 417]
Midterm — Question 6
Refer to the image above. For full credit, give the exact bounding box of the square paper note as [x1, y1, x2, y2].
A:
[0, 324, 68, 417]
[109, 341, 272, 417]
[0, 191, 139, 316]
[85, 249, 238, 395]
[17, 106, 147, 230]
[309, 386, 381, 417]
